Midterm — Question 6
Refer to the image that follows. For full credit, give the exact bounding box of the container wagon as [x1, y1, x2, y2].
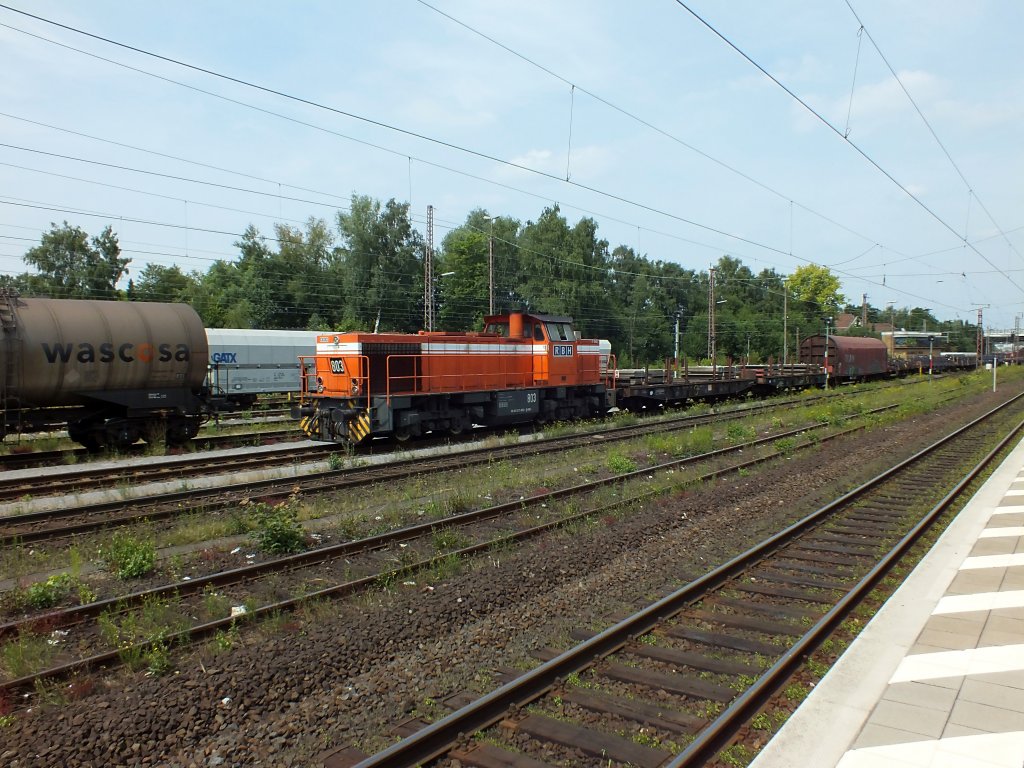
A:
[205, 328, 315, 406]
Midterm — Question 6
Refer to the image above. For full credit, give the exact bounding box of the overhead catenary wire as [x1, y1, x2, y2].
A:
[842, 0, 1022, 265]
[413, 0, 885, 251]
[671, 0, 1024, 297]
[0, 4, 1011, 323]
[0, 7, 928, 286]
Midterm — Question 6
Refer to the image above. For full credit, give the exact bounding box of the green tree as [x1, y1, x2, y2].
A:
[785, 264, 845, 314]
[269, 217, 337, 328]
[437, 223, 489, 331]
[513, 206, 613, 339]
[785, 263, 845, 342]
[336, 195, 423, 331]
[128, 264, 199, 303]
[609, 246, 674, 366]
[195, 225, 274, 328]
[22, 222, 129, 299]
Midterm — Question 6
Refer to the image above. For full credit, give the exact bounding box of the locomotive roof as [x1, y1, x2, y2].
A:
[484, 311, 575, 325]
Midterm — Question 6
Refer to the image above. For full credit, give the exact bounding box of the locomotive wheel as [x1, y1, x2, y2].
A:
[448, 414, 467, 436]
[394, 428, 413, 442]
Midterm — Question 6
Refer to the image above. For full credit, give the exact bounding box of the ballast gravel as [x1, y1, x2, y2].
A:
[0, 387, 1013, 767]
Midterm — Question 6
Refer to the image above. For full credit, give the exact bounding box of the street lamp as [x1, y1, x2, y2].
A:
[672, 302, 687, 369]
[885, 301, 896, 358]
[782, 286, 788, 368]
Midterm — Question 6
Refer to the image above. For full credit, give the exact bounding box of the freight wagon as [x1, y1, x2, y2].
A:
[798, 335, 891, 381]
[0, 290, 212, 450]
[205, 328, 315, 406]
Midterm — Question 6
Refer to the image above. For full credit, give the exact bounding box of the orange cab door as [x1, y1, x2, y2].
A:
[528, 321, 549, 386]
[541, 319, 579, 385]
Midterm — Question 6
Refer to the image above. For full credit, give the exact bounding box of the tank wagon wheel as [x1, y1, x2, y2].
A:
[142, 420, 168, 446]
[109, 424, 142, 452]
[78, 435, 105, 454]
[165, 418, 201, 447]
[68, 421, 105, 454]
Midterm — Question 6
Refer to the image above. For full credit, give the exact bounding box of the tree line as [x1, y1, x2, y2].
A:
[8, 193, 977, 366]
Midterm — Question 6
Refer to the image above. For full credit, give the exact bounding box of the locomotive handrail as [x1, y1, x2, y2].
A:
[384, 352, 535, 402]
[602, 353, 617, 390]
[296, 355, 319, 399]
[297, 354, 370, 412]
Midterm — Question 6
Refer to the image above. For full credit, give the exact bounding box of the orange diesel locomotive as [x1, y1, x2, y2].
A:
[295, 311, 612, 444]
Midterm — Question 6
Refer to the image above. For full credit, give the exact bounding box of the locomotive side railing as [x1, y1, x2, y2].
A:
[602, 353, 617, 391]
[296, 355, 319, 399]
[349, 355, 371, 411]
[384, 352, 535, 402]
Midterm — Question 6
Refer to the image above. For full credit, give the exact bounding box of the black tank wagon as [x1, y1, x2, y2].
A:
[0, 290, 213, 451]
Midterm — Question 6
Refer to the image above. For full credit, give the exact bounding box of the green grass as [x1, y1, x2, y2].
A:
[102, 531, 157, 579]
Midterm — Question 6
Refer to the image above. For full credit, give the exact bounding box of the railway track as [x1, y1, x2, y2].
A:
[0, 425, 302, 473]
[335, 391, 1024, 767]
[0, 396, 841, 545]
[0, 438, 329, 503]
[0, 380, 898, 489]
[0, 405, 880, 697]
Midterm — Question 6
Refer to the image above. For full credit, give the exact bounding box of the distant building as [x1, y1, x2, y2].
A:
[834, 312, 893, 336]
[882, 331, 948, 359]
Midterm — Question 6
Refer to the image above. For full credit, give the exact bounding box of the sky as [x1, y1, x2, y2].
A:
[2, 1, 1023, 330]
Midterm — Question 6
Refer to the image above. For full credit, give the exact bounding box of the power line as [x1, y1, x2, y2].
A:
[1, 4, 1001, 318]
[0, 109, 797, 282]
[1, 158, 315, 228]
[0, 6, 861, 274]
[415, 0, 893, 253]
[671, 0, 1024, 296]
[842, 0, 1023, 264]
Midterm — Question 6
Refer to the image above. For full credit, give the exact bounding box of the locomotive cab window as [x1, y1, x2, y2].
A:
[534, 323, 545, 341]
[546, 322, 574, 342]
[484, 321, 508, 337]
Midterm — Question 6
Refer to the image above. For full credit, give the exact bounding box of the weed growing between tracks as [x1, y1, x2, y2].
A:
[1, 632, 57, 679]
[246, 499, 307, 555]
[102, 531, 157, 579]
[17, 573, 95, 610]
